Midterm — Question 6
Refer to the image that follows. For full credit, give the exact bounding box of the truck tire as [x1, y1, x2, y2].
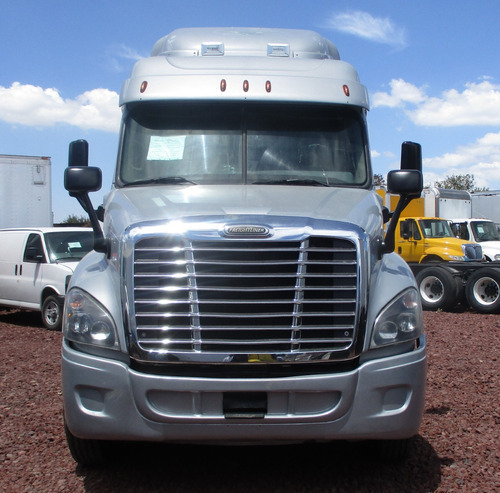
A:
[465, 268, 500, 314]
[42, 295, 63, 331]
[64, 420, 108, 466]
[415, 267, 458, 311]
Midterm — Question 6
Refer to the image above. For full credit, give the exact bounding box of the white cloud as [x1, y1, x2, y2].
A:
[373, 78, 500, 126]
[411, 80, 500, 126]
[0, 82, 121, 132]
[372, 79, 427, 108]
[423, 131, 500, 189]
[105, 44, 145, 72]
[327, 11, 407, 48]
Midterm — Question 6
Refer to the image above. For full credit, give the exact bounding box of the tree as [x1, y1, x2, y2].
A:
[373, 173, 386, 187]
[61, 214, 91, 226]
[434, 174, 488, 192]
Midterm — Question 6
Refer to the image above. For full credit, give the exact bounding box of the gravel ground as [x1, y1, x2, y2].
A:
[1, 308, 499, 492]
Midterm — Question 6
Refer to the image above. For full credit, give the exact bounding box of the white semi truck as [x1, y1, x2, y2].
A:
[0, 154, 53, 228]
[61, 28, 426, 465]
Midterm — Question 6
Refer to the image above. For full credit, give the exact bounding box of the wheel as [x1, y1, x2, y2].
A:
[41, 295, 63, 330]
[415, 267, 458, 311]
[64, 420, 108, 466]
[465, 268, 500, 314]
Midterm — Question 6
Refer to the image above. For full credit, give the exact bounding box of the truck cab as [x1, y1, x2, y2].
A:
[61, 28, 425, 465]
[449, 218, 500, 261]
[396, 217, 482, 263]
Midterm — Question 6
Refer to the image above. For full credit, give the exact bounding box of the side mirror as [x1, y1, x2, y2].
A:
[380, 141, 423, 256]
[64, 167, 102, 193]
[69, 139, 89, 167]
[65, 139, 107, 254]
[387, 169, 423, 196]
[400, 141, 422, 171]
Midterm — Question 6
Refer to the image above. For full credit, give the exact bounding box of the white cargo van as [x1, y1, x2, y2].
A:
[0, 227, 93, 329]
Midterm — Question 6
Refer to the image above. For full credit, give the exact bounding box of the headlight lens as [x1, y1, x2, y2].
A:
[372, 289, 423, 348]
[63, 288, 119, 349]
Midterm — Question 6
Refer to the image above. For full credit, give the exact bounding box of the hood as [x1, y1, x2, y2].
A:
[104, 185, 382, 236]
[52, 260, 80, 273]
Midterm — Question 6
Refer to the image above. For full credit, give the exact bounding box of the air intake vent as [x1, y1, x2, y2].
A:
[131, 236, 358, 359]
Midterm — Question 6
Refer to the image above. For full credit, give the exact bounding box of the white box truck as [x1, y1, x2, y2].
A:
[0, 154, 53, 228]
[420, 187, 500, 261]
[0, 227, 94, 329]
[61, 28, 426, 465]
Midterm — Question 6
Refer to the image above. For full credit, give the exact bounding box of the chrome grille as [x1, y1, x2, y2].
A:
[132, 236, 358, 356]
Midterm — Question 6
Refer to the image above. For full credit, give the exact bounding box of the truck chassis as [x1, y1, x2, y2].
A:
[409, 262, 500, 313]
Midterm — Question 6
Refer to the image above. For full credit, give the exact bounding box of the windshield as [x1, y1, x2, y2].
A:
[419, 219, 454, 238]
[471, 221, 500, 241]
[119, 102, 370, 187]
[45, 231, 94, 262]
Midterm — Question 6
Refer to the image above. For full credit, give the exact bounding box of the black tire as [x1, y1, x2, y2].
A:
[415, 267, 458, 311]
[465, 268, 500, 314]
[64, 420, 108, 466]
[41, 295, 63, 330]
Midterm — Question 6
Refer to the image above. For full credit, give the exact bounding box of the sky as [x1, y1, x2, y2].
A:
[1, 0, 499, 223]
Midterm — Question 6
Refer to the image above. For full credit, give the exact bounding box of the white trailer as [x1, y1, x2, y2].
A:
[0, 154, 53, 228]
[471, 190, 500, 225]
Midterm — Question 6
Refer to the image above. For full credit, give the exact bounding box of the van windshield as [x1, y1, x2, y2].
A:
[45, 231, 94, 263]
[118, 102, 370, 187]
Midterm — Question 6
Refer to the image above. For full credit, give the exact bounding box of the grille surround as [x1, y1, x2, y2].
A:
[125, 220, 364, 364]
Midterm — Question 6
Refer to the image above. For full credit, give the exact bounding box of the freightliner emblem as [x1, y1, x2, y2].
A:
[223, 225, 271, 237]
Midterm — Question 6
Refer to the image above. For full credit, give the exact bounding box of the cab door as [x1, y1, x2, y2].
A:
[16, 233, 46, 306]
[397, 219, 424, 262]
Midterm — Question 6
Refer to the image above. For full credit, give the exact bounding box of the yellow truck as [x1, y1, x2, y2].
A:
[377, 188, 500, 313]
[395, 216, 482, 263]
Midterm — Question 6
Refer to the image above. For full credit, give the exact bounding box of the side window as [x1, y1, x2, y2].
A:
[410, 220, 422, 240]
[23, 234, 46, 263]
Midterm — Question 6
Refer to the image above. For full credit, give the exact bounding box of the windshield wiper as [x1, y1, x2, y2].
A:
[252, 178, 330, 187]
[125, 176, 197, 186]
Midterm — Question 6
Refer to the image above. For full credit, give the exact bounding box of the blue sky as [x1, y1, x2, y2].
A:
[1, 0, 499, 222]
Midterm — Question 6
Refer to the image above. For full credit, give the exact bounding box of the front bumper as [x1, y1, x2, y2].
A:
[62, 338, 426, 443]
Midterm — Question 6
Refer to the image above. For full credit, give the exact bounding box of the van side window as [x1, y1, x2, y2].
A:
[23, 234, 46, 263]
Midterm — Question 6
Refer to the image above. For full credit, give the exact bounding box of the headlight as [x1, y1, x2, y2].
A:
[447, 255, 466, 261]
[63, 288, 119, 349]
[371, 289, 423, 348]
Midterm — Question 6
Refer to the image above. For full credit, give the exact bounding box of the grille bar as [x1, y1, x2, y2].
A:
[132, 236, 358, 356]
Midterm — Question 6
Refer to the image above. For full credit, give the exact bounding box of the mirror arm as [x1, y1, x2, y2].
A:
[379, 194, 412, 255]
[73, 191, 108, 254]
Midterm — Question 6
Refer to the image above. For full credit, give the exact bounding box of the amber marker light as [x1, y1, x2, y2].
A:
[343, 84, 350, 97]
[243, 80, 249, 92]
[220, 79, 227, 92]
[140, 81, 148, 93]
[265, 80, 272, 93]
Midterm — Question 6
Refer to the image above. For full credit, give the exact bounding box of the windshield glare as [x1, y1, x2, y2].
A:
[419, 219, 454, 238]
[119, 103, 370, 187]
[45, 231, 94, 262]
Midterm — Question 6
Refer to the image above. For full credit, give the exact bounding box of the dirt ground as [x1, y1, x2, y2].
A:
[0, 308, 499, 492]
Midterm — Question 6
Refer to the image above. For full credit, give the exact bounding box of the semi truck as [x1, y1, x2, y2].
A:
[61, 27, 426, 465]
[0, 154, 53, 228]
[378, 187, 500, 313]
